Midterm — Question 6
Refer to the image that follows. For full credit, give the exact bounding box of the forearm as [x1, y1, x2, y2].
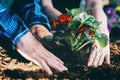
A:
[0, 3, 29, 46]
[86, 0, 109, 35]
[41, 0, 62, 20]
[42, 6, 62, 20]
[17, 0, 51, 30]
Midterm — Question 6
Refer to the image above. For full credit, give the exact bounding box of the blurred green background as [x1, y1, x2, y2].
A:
[110, 0, 120, 6]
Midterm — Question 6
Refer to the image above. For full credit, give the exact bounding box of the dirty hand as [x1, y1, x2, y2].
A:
[30, 24, 53, 40]
[16, 32, 67, 75]
[87, 39, 110, 67]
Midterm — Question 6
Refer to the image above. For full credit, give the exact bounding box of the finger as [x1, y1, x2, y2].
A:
[87, 47, 97, 67]
[36, 58, 53, 75]
[51, 57, 67, 70]
[41, 49, 64, 64]
[105, 53, 110, 64]
[37, 27, 52, 39]
[38, 50, 67, 71]
[27, 52, 53, 75]
[92, 47, 101, 67]
[46, 50, 64, 64]
[17, 48, 52, 74]
[45, 58, 67, 72]
[43, 50, 67, 70]
[98, 53, 105, 66]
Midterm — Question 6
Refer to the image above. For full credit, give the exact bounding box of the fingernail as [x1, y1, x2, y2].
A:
[87, 63, 90, 67]
[65, 67, 68, 70]
[63, 65, 68, 70]
[95, 65, 98, 68]
[98, 63, 102, 66]
[48, 71, 53, 75]
[61, 67, 68, 71]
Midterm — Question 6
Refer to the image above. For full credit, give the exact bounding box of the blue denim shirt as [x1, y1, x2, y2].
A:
[14, 0, 51, 29]
[0, 3, 29, 46]
[0, 0, 51, 46]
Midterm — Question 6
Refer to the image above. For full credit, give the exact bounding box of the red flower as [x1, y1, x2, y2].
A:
[89, 30, 95, 36]
[79, 27, 87, 33]
[49, 19, 57, 29]
[58, 14, 72, 26]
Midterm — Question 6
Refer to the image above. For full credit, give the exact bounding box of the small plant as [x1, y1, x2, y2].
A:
[49, 8, 108, 52]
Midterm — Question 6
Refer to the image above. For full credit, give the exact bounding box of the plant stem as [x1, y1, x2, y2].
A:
[77, 23, 83, 30]
[76, 40, 92, 51]
[75, 23, 83, 34]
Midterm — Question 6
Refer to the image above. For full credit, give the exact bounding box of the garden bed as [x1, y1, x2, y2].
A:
[0, 34, 120, 80]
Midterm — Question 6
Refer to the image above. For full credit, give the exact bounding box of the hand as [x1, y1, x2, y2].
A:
[30, 24, 53, 40]
[87, 39, 110, 67]
[30, 24, 61, 52]
[16, 32, 67, 75]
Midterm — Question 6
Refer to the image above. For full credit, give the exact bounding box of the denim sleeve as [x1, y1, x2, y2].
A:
[0, 3, 29, 46]
[18, 0, 51, 30]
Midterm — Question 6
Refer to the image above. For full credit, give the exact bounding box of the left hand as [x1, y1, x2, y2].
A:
[30, 24, 60, 49]
[87, 39, 110, 67]
[30, 24, 53, 40]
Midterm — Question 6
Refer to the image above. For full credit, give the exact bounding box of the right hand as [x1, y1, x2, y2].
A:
[16, 32, 67, 75]
[87, 39, 110, 67]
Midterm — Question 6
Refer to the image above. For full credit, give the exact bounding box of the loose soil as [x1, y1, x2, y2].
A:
[0, 29, 120, 80]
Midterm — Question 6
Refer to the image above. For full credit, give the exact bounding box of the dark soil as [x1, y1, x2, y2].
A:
[0, 28, 120, 80]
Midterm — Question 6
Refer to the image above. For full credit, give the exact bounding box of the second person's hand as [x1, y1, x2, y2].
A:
[87, 39, 110, 67]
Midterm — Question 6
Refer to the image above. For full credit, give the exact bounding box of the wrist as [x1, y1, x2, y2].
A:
[13, 29, 29, 49]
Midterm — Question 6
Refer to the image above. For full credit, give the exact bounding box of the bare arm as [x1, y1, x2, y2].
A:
[86, 0, 110, 67]
[41, 0, 62, 20]
[86, 0, 109, 35]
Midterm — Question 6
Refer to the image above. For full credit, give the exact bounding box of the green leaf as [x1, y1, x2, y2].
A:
[66, 8, 101, 28]
[84, 15, 101, 27]
[95, 34, 108, 48]
[67, 20, 80, 29]
[66, 8, 92, 17]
